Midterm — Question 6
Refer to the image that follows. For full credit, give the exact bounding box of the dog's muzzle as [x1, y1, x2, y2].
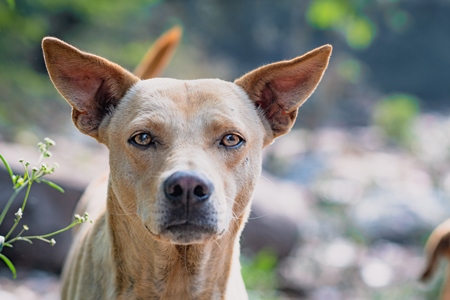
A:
[159, 170, 219, 243]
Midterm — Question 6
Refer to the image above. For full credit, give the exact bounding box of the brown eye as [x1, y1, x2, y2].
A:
[220, 134, 244, 148]
[130, 132, 152, 147]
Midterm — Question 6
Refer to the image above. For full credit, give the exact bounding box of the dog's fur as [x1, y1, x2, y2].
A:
[42, 33, 331, 299]
[422, 219, 450, 299]
[133, 26, 182, 80]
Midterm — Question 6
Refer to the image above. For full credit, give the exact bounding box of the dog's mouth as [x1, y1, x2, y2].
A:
[166, 222, 213, 233]
[146, 220, 220, 245]
[163, 221, 218, 244]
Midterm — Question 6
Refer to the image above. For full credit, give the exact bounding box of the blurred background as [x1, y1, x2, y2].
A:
[1, 0, 450, 299]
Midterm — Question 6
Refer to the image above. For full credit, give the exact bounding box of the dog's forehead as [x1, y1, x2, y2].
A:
[134, 78, 246, 103]
[119, 78, 256, 120]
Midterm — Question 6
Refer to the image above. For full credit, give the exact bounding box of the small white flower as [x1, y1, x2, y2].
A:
[44, 138, 56, 146]
[15, 208, 23, 220]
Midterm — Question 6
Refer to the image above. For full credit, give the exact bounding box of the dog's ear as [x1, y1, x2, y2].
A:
[421, 226, 450, 282]
[235, 45, 332, 140]
[42, 37, 139, 139]
[134, 25, 182, 79]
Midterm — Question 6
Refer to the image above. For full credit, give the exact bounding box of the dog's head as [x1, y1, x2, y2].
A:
[42, 37, 331, 244]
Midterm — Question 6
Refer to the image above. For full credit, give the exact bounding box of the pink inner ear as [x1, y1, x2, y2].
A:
[271, 67, 313, 107]
[256, 83, 284, 121]
[59, 70, 104, 112]
[257, 72, 308, 115]
[272, 77, 303, 92]
[256, 83, 275, 110]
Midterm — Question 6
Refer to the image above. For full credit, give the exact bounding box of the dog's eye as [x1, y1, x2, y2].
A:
[220, 134, 244, 148]
[129, 132, 153, 147]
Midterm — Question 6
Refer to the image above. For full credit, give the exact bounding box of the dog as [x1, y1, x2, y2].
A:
[421, 219, 450, 299]
[42, 32, 331, 299]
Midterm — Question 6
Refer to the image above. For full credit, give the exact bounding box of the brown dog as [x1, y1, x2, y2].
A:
[421, 219, 450, 299]
[42, 34, 331, 299]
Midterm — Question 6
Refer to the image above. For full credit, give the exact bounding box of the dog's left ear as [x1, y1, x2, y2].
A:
[235, 45, 332, 140]
[42, 37, 139, 140]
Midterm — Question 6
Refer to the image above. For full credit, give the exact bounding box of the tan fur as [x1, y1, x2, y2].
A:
[422, 219, 450, 300]
[42, 35, 331, 299]
[134, 26, 182, 79]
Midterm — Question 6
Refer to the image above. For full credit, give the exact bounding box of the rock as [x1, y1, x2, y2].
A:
[241, 172, 311, 259]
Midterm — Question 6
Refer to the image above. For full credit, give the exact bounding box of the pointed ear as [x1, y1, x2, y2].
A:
[235, 45, 332, 140]
[421, 221, 450, 282]
[42, 37, 139, 139]
[134, 25, 182, 79]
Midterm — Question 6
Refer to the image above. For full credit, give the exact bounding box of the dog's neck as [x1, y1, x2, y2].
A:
[105, 189, 247, 300]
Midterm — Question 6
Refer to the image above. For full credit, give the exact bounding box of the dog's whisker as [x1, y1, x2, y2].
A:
[260, 175, 275, 186]
[214, 240, 223, 252]
[247, 214, 269, 220]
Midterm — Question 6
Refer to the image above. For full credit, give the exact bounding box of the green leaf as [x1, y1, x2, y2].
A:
[0, 253, 16, 279]
[36, 179, 65, 193]
[0, 154, 15, 185]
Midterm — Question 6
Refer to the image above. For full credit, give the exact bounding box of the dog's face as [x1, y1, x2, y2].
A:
[106, 78, 265, 243]
[42, 37, 331, 245]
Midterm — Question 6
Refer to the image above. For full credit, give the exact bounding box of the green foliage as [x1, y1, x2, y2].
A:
[5, 0, 14, 9]
[241, 249, 279, 300]
[306, 0, 410, 49]
[0, 138, 91, 278]
[306, 0, 376, 49]
[372, 93, 419, 147]
[0, 0, 162, 139]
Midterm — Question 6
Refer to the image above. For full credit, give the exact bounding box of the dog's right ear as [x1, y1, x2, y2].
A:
[42, 37, 139, 139]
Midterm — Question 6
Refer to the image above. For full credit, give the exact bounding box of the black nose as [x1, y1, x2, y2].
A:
[164, 171, 213, 205]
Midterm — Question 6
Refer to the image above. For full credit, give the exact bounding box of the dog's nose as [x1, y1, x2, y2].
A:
[164, 171, 213, 205]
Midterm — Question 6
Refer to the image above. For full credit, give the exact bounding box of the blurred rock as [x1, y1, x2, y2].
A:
[350, 189, 450, 244]
[0, 269, 59, 300]
[241, 173, 311, 259]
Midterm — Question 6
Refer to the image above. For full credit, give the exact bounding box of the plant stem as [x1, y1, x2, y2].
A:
[0, 184, 27, 226]
[7, 227, 27, 244]
[4, 220, 19, 240]
[21, 179, 34, 213]
[26, 221, 79, 239]
[7, 220, 80, 244]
